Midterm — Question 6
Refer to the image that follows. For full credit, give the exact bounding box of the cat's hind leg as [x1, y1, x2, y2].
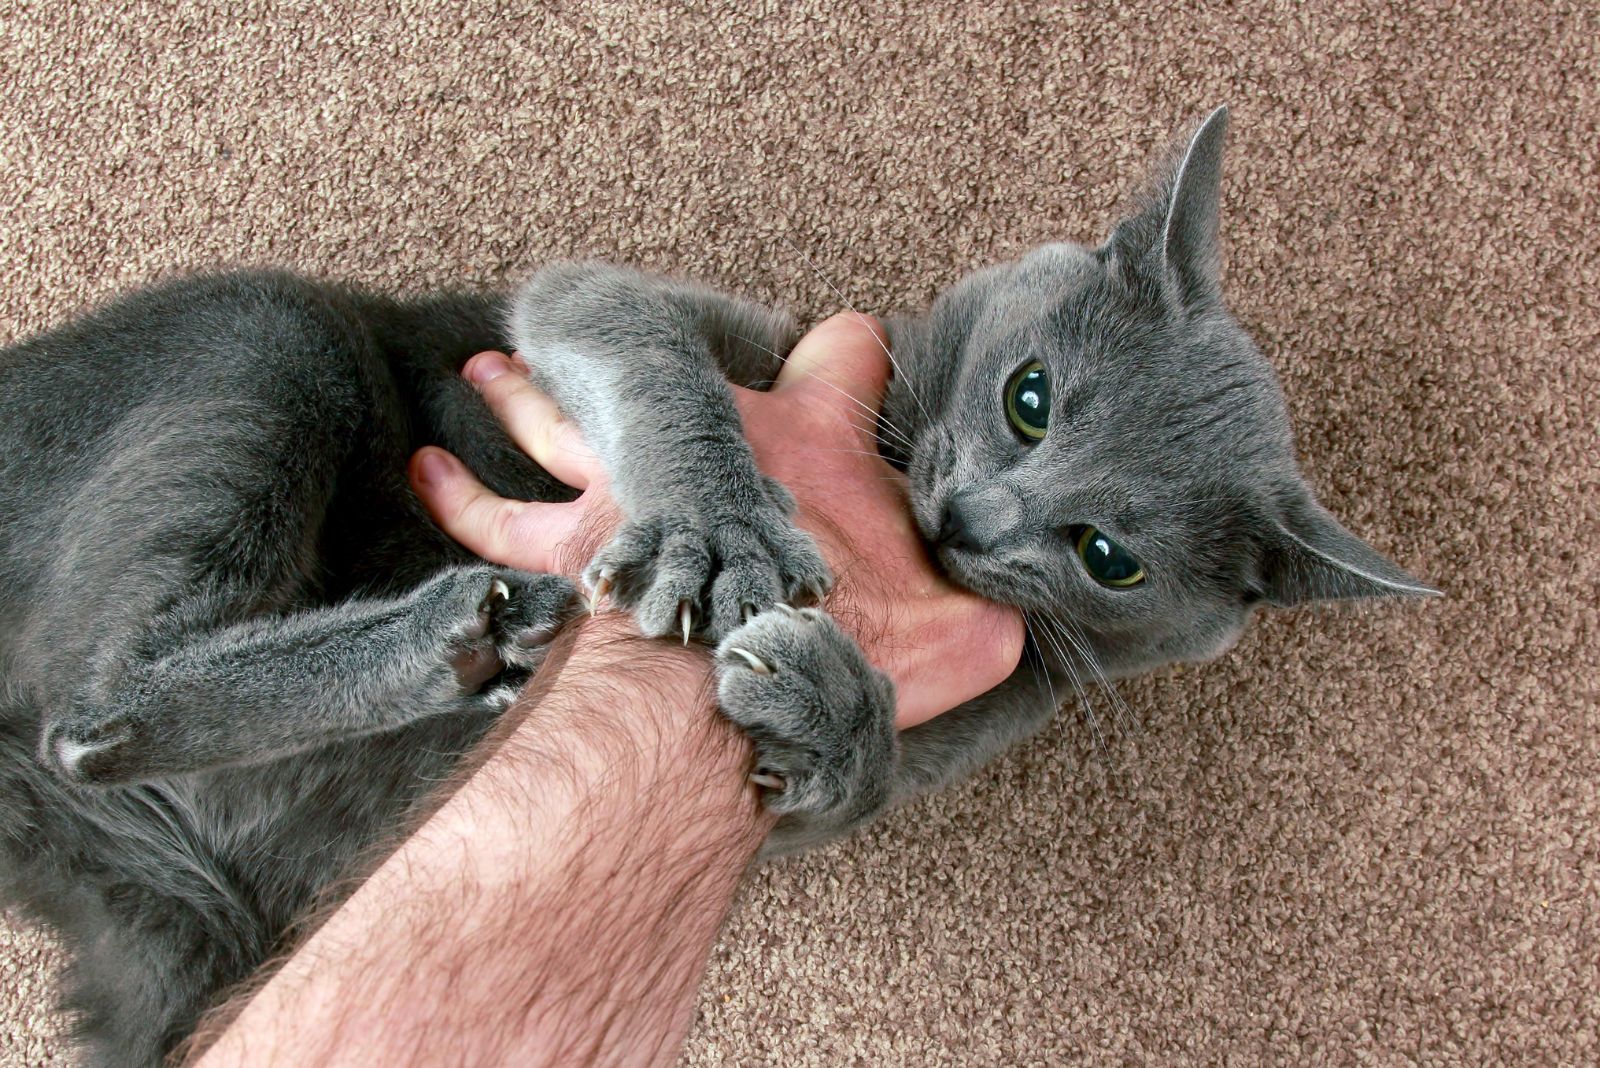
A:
[51, 877, 251, 1068]
[9, 274, 580, 787]
[40, 565, 577, 785]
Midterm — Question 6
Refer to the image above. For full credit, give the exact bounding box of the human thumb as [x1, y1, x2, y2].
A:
[772, 312, 893, 436]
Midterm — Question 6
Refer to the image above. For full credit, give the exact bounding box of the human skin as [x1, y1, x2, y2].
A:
[192, 315, 1022, 1066]
[414, 312, 1025, 727]
[194, 613, 766, 1067]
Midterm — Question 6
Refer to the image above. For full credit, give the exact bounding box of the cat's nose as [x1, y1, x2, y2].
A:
[938, 498, 982, 553]
[938, 486, 1023, 553]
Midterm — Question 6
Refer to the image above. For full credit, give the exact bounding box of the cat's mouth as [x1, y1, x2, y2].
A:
[912, 464, 1020, 601]
[929, 540, 1019, 605]
[914, 489, 989, 591]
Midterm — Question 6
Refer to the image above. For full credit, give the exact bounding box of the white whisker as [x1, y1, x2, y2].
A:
[798, 370, 918, 451]
[1032, 613, 1103, 753]
[1022, 612, 1059, 730]
[797, 447, 900, 461]
[727, 332, 783, 360]
[730, 327, 919, 452]
[779, 233, 936, 427]
[1054, 613, 1133, 735]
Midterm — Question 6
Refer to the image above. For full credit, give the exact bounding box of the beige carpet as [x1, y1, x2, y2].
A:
[2, 1, 1595, 1064]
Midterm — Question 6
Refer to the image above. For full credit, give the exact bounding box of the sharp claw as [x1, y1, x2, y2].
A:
[773, 603, 799, 618]
[742, 602, 757, 624]
[749, 772, 787, 791]
[679, 600, 693, 645]
[726, 647, 772, 674]
[588, 573, 613, 616]
[475, 578, 512, 623]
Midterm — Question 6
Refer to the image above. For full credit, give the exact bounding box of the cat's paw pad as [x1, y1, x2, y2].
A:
[714, 605, 895, 826]
[441, 568, 580, 692]
[586, 485, 831, 642]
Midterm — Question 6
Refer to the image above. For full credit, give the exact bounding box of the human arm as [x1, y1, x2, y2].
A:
[192, 316, 1021, 1066]
[195, 615, 760, 1067]
[415, 313, 1025, 728]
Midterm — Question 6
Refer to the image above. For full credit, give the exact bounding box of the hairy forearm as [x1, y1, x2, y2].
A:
[196, 617, 772, 1067]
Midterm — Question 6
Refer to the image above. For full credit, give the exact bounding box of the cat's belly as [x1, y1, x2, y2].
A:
[181, 712, 497, 918]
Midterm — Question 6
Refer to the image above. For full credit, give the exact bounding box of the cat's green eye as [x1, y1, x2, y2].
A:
[1005, 361, 1050, 441]
[1075, 526, 1146, 588]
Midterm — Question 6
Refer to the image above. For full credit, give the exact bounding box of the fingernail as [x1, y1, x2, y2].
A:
[414, 449, 452, 485]
[464, 352, 510, 386]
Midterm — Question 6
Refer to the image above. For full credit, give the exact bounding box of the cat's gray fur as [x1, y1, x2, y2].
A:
[0, 109, 1432, 1065]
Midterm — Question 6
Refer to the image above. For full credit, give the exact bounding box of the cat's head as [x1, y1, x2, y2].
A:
[886, 107, 1437, 680]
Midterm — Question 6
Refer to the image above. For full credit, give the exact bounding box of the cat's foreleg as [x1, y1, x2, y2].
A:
[39, 566, 577, 786]
[712, 605, 898, 846]
[509, 263, 830, 642]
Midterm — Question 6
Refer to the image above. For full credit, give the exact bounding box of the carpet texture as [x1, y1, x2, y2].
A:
[1, 1, 1595, 1064]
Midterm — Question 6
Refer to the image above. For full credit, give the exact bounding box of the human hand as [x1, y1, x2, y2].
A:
[408, 314, 1024, 727]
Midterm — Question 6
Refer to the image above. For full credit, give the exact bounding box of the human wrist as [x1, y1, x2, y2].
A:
[479, 612, 776, 851]
[194, 617, 773, 1067]
[415, 612, 773, 1063]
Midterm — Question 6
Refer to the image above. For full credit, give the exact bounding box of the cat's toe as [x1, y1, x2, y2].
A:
[754, 476, 833, 604]
[586, 507, 830, 644]
[714, 608, 895, 828]
[583, 518, 668, 621]
[439, 567, 578, 692]
[706, 551, 787, 639]
[489, 572, 581, 669]
[629, 526, 719, 641]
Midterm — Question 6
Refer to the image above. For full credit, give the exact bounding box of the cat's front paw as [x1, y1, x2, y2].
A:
[715, 605, 896, 829]
[586, 479, 831, 642]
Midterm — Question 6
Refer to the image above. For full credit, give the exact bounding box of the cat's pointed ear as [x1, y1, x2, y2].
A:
[1257, 489, 1441, 607]
[1160, 105, 1229, 306]
[1104, 106, 1230, 309]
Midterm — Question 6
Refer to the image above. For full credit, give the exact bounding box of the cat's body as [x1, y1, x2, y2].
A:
[0, 277, 563, 1060]
[0, 110, 1432, 1065]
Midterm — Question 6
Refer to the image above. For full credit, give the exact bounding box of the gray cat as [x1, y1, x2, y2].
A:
[0, 108, 1432, 1066]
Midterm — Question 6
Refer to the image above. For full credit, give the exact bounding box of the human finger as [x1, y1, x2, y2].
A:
[771, 313, 893, 435]
[462, 351, 601, 490]
[890, 599, 1027, 727]
[409, 446, 588, 574]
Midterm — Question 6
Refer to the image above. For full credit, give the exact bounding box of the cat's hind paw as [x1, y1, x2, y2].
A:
[483, 570, 583, 670]
[440, 567, 580, 697]
[714, 605, 895, 829]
